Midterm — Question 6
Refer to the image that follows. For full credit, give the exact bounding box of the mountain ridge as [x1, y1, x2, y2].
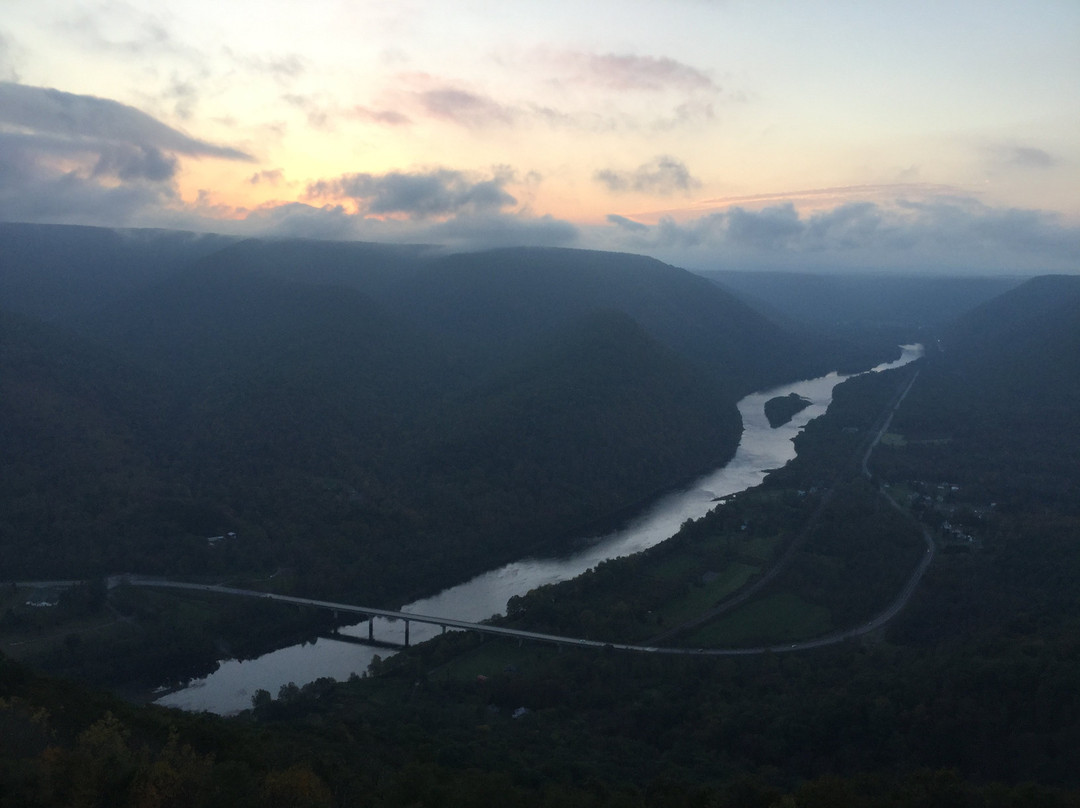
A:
[0, 223, 824, 603]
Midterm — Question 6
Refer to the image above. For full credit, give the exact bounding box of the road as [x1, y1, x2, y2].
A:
[125, 457, 936, 662]
[9, 367, 934, 660]
[646, 365, 932, 650]
[785, 366, 935, 650]
[4, 580, 85, 590]
[117, 577, 827, 656]
[862, 368, 920, 478]
[777, 366, 935, 650]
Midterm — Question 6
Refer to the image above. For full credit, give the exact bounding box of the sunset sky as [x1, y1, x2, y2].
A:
[2, 0, 1078, 273]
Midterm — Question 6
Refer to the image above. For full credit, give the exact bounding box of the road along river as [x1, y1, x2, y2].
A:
[158, 345, 924, 714]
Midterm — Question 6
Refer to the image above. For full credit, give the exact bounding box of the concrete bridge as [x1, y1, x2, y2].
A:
[9, 360, 935, 663]
[11, 367, 934, 663]
[121, 549, 932, 656]
[123, 577, 639, 651]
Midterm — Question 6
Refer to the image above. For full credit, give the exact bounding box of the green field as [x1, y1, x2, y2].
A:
[655, 562, 758, 628]
[685, 593, 832, 647]
[430, 637, 561, 682]
[742, 533, 780, 563]
[880, 432, 907, 446]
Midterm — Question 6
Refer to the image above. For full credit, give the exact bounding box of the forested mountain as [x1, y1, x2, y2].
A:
[703, 268, 1021, 330]
[0, 309, 175, 573]
[6, 270, 1080, 807]
[0, 222, 239, 322]
[375, 248, 815, 394]
[861, 271, 1080, 669]
[182, 242, 825, 394]
[335, 271, 1080, 800]
[941, 272, 1080, 381]
[1, 223, 853, 604]
[880, 274, 1080, 512]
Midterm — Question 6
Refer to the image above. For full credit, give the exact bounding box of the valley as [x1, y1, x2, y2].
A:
[2, 225, 1079, 806]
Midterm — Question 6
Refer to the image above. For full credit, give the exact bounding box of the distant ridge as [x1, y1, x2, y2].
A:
[885, 273, 1080, 514]
[187, 241, 823, 396]
[703, 268, 1023, 330]
[942, 273, 1080, 379]
[0, 221, 239, 321]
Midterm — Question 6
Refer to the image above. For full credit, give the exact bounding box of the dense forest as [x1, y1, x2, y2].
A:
[1, 223, 855, 605]
[3, 225, 1079, 806]
[763, 392, 812, 428]
[1, 222, 904, 688]
[221, 273, 1078, 805]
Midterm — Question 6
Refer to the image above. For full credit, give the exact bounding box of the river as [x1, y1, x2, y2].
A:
[157, 344, 923, 714]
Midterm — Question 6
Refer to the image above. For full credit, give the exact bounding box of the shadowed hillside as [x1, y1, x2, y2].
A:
[0, 223, 847, 605]
[5, 228, 1080, 805]
[0, 222, 239, 322]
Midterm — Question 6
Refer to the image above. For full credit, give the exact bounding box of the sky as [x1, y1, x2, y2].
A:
[1, 0, 1078, 274]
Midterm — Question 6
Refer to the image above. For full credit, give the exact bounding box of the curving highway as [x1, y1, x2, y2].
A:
[11, 365, 935, 660]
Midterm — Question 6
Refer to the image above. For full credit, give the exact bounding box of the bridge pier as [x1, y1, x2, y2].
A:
[368, 620, 374, 641]
[404, 620, 410, 647]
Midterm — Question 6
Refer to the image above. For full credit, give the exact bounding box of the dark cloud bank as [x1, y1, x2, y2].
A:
[602, 199, 1080, 275]
[0, 82, 251, 225]
[595, 156, 701, 195]
[306, 168, 517, 218]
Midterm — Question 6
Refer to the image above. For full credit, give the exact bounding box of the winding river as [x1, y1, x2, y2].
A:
[158, 345, 924, 715]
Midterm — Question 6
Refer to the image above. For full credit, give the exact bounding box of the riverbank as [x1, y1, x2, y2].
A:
[156, 346, 922, 714]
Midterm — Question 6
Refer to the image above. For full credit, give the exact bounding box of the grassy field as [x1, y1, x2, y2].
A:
[648, 552, 704, 582]
[742, 534, 779, 563]
[655, 562, 758, 628]
[390, 587, 833, 685]
[0, 585, 124, 661]
[429, 637, 562, 682]
[684, 593, 832, 647]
